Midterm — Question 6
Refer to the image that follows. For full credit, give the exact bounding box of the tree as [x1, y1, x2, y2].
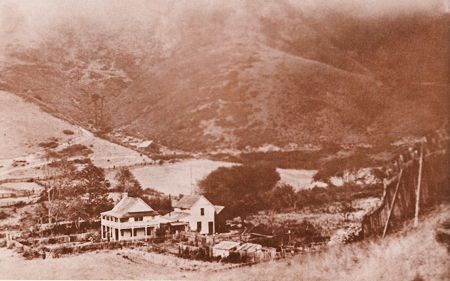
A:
[114, 167, 143, 197]
[33, 203, 49, 225]
[41, 158, 78, 224]
[199, 164, 280, 220]
[267, 184, 296, 211]
[64, 198, 89, 229]
[76, 162, 113, 217]
[142, 196, 172, 215]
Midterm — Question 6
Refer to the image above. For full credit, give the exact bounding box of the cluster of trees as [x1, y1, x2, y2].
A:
[313, 152, 382, 184]
[209, 142, 343, 170]
[296, 184, 382, 208]
[200, 164, 383, 220]
[37, 159, 113, 228]
[199, 164, 280, 220]
[114, 167, 143, 197]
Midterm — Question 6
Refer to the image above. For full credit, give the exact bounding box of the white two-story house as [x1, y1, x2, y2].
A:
[100, 194, 166, 241]
[164, 195, 224, 235]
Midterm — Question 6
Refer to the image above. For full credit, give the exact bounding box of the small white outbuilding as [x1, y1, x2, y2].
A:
[212, 241, 240, 258]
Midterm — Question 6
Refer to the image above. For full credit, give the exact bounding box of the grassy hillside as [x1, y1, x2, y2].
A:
[0, 90, 150, 180]
[203, 204, 450, 281]
[0, 1, 448, 152]
[113, 41, 380, 150]
[0, 90, 84, 160]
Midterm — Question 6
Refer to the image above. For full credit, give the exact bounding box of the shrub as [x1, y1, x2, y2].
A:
[224, 251, 243, 263]
[62, 129, 75, 135]
[0, 211, 8, 220]
[38, 141, 58, 149]
[22, 248, 41, 259]
[14, 201, 26, 208]
[59, 144, 93, 157]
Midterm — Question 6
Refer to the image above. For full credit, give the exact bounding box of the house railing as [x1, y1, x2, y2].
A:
[101, 219, 159, 229]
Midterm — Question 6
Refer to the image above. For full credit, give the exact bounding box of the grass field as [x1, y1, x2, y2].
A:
[131, 159, 238, 195]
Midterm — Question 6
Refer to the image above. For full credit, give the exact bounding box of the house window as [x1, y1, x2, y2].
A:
[135, 216, 143, 221]
[120, 218, 129, 222]
[200, 208, 205, 216]
[197, 221, 202, 232]
[133, 228, 137, 236]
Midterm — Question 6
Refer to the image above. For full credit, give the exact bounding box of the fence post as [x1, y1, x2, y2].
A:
[414, 146, 424, 228]
[382, 169, 404, 238]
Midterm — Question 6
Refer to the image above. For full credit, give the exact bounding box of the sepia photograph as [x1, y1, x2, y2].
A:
[0, 0, 449, 280]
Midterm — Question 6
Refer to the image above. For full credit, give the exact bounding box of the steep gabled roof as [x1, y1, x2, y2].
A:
[101, 196, 157, 218]
[172, 195, 225, 214]
[172, 195, 205, 209]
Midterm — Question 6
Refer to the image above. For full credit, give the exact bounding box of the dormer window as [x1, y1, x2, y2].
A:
[200, 208, 205, 216]
[135, 216, 143, 221]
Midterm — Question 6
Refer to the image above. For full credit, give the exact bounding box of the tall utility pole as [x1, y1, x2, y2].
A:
[414, 146, 424, 228]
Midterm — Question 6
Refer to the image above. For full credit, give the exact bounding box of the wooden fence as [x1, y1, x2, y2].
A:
[362, 132, 449, 238]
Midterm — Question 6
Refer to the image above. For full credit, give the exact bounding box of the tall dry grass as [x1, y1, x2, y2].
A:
[204, 204, 450, 281]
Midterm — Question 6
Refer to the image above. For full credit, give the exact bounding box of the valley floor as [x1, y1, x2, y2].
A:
[0, 204, 449, 280]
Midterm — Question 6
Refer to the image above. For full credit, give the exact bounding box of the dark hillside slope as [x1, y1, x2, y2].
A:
[112, 41, 381, 150]
[0, 1, 447, 152]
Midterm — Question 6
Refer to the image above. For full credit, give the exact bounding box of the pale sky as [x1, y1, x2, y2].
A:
[0, 0, 446, 46]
